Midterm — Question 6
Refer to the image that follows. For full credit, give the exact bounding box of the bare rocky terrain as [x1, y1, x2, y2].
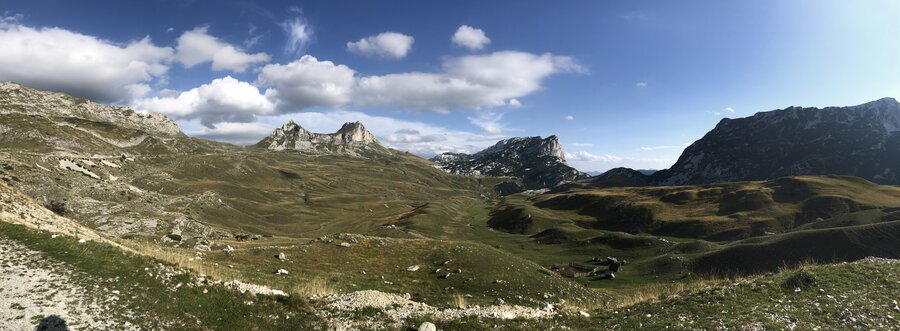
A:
[0, 238, 135, 330]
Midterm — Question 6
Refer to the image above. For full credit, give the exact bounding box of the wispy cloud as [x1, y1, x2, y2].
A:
[281, 12, 312, 56]
[468, 111, 506, 134]
[564, 115, 575, 120]
[636, 81, 648, 88]
[244, 23, 267, 48]
[639, 143, 689, 151]
[707, 107, 736, 116]
[565, 151, 622, 162]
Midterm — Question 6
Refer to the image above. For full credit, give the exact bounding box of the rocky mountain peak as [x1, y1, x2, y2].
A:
[273, 120, 309, 136]
[862, 97, 899, 108]
[335, 121, 377, 144]
[474, 135, 567, 162]
[431, 135, 585, 190]
[255, 120, 384, 156]
[539, 135, 566, 160]
[652, 97, 900, 186]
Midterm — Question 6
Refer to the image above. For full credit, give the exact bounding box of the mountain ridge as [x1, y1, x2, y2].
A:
[431, 135, 586, 190]
[581, 97, 900, 187]
[253, 119, 387, 156]
[0, 81, 183, 138]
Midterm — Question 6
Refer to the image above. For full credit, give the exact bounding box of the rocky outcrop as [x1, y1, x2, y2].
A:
[0, 82, 182, 137]
[431, 136, 586, 189]
[653, 97, 900, 185]
[254, 120, 385, 156]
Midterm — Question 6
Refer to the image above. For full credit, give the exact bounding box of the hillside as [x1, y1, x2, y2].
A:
[0, 83, 602, 312]
[2, 219, 897, 330]
[487, 176, 900, 285]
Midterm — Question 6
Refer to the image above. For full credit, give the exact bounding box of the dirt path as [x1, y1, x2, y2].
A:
[0, 237, 135, 331]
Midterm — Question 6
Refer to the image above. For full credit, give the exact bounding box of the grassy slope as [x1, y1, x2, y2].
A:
[692, 220, 900, 276]
[519, 176, 900, 240]
[6, 219, 897, 331]
[405, 260, 900, 330]
[482, 176, 900, 291]
[143, 151, 502, 238]
[128, 232, 608, 309]
[0, 222, 322, 331]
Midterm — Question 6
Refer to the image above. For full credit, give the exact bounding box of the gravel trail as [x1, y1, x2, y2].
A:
[0, 237, 135, 331]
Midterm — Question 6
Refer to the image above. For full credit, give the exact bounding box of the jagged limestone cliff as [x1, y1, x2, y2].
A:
[431, 135, 586, 189]
[253, 120, 386, 156]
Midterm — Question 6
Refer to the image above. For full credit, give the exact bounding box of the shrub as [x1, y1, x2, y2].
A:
[781, 269, 817, 291]
[43, 199, 67, 217]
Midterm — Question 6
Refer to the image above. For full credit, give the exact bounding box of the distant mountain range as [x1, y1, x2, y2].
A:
[582, 97, 900, 187]
[3, 80, 898, 190]
[430, 136, 587, 190]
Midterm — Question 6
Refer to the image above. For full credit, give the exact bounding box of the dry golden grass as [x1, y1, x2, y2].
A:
[122, 240, 237, 278]
[452, 293, 468, 308]
[290, 276, 339, 298]
[120, 239, 343, 299]
[606, 278, 721, 308]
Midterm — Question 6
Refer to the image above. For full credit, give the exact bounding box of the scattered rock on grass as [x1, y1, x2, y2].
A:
[418, 321, 437, 331]
[407, 265, 420, 272]
[276, 269, 289, 275]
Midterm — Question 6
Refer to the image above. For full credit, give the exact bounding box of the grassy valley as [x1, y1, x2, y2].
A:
[1, 84, 899, 329]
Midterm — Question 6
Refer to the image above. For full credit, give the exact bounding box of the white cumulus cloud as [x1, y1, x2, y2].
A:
[724, 107, 735, 113]
[451, 25, 490, 50]
[0, 21, 172, 103]
[356, 51, 584, 112]
[564, 115, 575, 120]
[175, 26, 270, 73]
[133, 76, 276, 127]
[346, 32, 414, 59]
[257, 55, 356, 111]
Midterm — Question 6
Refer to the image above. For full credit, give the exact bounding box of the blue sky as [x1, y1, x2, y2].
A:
[0, 0, 898, 172]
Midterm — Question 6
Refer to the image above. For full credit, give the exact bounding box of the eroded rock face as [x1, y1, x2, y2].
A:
[654, 97, 900, 185]
[254, 120, 382, 156]
[0, 82, 182, 137]
[430, 136, 586, 189]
